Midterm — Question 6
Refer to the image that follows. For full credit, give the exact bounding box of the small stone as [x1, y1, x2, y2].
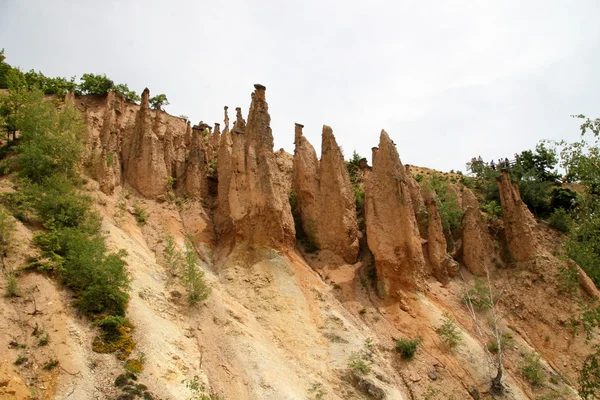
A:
[428, 369, 437, 381]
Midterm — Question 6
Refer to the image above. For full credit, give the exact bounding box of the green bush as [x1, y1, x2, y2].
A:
[423, 173, 464, 243]
[481, 199, 503, 219]
[76, 73, 114, 95]
[149, 94, 169, 110]
[35, 227, 130, 316]
[437, 312, 462, 348]
[461, 278, 492, 311]
[580, 347, 600, 400]
[182, 241, 210, 304]
[520, 352, 545, 385]
[112, 83, 140, 103]
[548, 208, 572, 233]
[550, 187, 579, 211]
[133, 202, 148, 225]
[348, 351, 371, 375]
[25, 175, 93, 228]
[395, 338, 421, 359]
[15, 92, 85, 184]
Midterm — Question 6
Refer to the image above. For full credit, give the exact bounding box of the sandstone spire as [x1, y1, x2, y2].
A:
[316, 126, 359, 262]
[215, 106, 233, 241]
[123, 88, 169, 198]
[183, 128, 208, 198]
[223, 85, 295, 248]
[365, 130, 426, 295]
[292, 123, 320, 244]
[292, 125, 359, 263]
[460, 189, 495, 276]
[91, 91, 123, 194]
[497, 171, 540, 262]
[424, 192, 451, 284]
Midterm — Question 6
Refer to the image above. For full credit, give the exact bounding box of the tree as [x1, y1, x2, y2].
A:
[112, 83, 140, 103]
[461, 268, 506, 393]
[580, 346, 600, 399]
[149, 94, 169, 110]
[14, 88, 85, 183]
[76, 73, 114, 95]
[555, 115, 600, 285]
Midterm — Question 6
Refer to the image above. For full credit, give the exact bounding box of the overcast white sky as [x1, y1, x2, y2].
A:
[1, 0, 599, 172]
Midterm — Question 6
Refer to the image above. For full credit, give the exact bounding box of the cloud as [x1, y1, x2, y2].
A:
[1, 0, 599, 171]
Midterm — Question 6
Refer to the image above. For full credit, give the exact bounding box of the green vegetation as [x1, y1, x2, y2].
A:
[133, 201, 148, 225]
[162, 234, 210, 304]
[520, 352, 545, 385]
[346, 151, 365, 212]
[163, 234, 183, 277]
[0, 65, 132, 360]
[0, 50, 142, 104]
[557, 116, 600, 288]
[436, 312, 462, 349]
[395, 337, 421, 359]
[149, 94, 169, 110]
[43, 359, 59, 370]
[461, 277, 492, 311]
[347, 352, 371, 375]
[124, 358, 144, 374]
[182, 240, 210, 304]
[347, 340, 375, 376]
[580, 346, 600, 400]
[0, 208, 18, 296]
[14, 355, 27, 366]
[183, 375, 224, 400]
[422, 173, 464, 248]
[548, 208, 572, 232]
[38, 333, 50, 346]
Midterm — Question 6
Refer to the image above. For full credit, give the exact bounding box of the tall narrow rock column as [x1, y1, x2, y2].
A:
[461, 189, 495, 276]
[292, 123, 320, 242]
[365, 130, 426, 296]
[497, 171, 540, 262]
[123, 88, 169, 198]
[316, 126, 359, 263]
[216, 106, 233, 242]
[227, 85, 295, 249]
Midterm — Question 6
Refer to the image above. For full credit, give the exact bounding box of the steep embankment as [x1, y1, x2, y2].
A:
[1, 85, 599, 400]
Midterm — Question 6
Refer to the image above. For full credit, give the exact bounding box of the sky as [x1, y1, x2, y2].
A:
[1, 0, 599, 172]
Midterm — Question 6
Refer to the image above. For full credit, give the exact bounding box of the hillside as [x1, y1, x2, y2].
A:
[0, 83, 599, 400]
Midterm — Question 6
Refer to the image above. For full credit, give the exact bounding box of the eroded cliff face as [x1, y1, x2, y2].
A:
[122, 89, 170, 198]
[461, 188, 496, 276]
[423, 191, 452, 284]
[292, 125, 359, 263]
[497, 170, 540, 262]
[9, 85, 600, 400]
[220, 85, 295, 249]
[81, 88, 202, 199]
[364, 130, 426, 295]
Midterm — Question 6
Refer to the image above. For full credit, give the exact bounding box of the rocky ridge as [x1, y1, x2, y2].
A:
[2, 84, 598, 400]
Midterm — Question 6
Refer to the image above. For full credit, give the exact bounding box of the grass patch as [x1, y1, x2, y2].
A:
[395, 338, 421, 359]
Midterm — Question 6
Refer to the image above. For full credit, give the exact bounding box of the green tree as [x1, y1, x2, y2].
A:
[182, 239, 210, 304]
[76, 73, 114, 95]
[557, 115, 600, 286]
[112, 83, 141, 103]
[14, 88, 85, 183]
[580, 346, 600, 399]
[149, 94, 169, 110]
